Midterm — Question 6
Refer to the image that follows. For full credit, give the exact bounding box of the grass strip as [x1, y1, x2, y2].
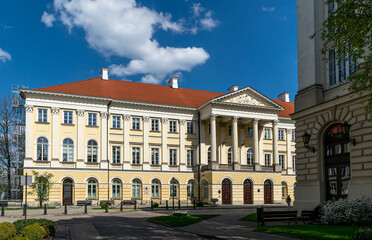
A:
[149, 214, 219, 227]
[255, 224, 363, 240]
[239, 213, 257, 222]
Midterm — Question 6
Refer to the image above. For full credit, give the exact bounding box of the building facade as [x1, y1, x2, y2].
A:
[21, 69, 295, 206]
[293, 0, 372, 210]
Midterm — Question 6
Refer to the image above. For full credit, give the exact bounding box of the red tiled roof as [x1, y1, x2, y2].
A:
[33, 77, 294, 117]
[272, 99, 295, 118]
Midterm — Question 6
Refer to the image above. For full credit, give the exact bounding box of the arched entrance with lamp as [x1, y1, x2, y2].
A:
[63, 179, 73, 205]
[222, 178, 232, 204]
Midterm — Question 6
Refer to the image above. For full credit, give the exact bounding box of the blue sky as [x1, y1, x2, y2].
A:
[0, 0, 297, 101]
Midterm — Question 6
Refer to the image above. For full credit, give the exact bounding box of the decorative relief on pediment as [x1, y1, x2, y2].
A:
[224, 94, 265, 106]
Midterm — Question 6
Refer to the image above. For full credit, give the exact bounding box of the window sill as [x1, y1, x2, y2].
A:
[86, 125, 99, 128]
[131, 163, 142, 166]
[62, 123, 75, 126]
[131, 129, 142, 131]
[150, 130, 161, 133]
[87, 197, 98, 200]
[35, 121, 49, 124]
[34, 160, 50, 163]
[169, 165, 178, 167]
[86, 162, 99, 164]
[60, 161, 75, 163]
[111, 163, 122, 165]
[150, 164, 161, 167]
[168, 132, 179, 134]
[110, 128, 122, 130]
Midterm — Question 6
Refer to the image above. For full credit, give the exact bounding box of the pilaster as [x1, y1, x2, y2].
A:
[143, 116, 150, 170]
[76, 109, 85, 168]
[210, 114, 217, 163]
[24, 105, 33, 166]
[161, 118, 169, 171]
[220, 123, 226, 164]
[100, 111, 109, 169]
[273, 120, 280, 171]
[123, 114, 131, 169]
[179, 119, 186, 171]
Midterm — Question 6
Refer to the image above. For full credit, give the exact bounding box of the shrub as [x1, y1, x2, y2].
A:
[152, 202, 159, 208]
[21, 223, 46, 240]
[9, 237, 29, 240]
[0, 224, 14, 240]
[173, 211, 188, 216]
[354, 228, 372, 240]
[100, 202, 108, 209]
[321, 195, 372, 226]
[14, 218, 56, 236]
[196, 201, 204, 207]
[0, 222, 16, 237]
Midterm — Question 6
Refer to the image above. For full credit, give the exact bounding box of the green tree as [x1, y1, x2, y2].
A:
[29, 171, 53, 207]
[319, 0, 372, 113]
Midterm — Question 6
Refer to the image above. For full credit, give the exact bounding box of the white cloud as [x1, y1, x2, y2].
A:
[46, 0, 210, 82]
[262, 6, 276, 13]
[0, 48, 11, 62]
[192, 3, 204, 17]
[41, 11, 56, 27]
[191, 4, 219, 32]
[200, 11, 219, 30]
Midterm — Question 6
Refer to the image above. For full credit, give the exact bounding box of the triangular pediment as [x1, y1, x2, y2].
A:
[210, 86, 284, 110]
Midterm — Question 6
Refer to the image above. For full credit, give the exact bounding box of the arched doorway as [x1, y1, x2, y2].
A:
[325, 123, 350, 200]
[222, 179, 231, 204]
[243, 179, 253, 204]
[264, 180, 272, 204]
[63, 179, 73, 205]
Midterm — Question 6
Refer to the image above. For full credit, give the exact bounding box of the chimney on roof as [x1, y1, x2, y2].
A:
[101, 67, 109, 81]
[228, 85, 239, 93]
[168, 76, 178, 89]
[278, 92, 290, 103]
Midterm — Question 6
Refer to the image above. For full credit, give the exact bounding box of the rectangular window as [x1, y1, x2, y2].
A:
[247, 127, 253, 137]
[292, 155, 296, 170]
[228, 125, 232, 136]
[151, 119, 160, 131]
[338, 56, 347, 83]
[329, 49, 337, 86]
[63, 111, 73, 124]
[132, 117, 140, 130]
[112, 115, 121, 129]
[279, 155, 285, 169]
[349, 54, 357, 74]
[186, 149, 195, 166]
[292, 131, 295, 141]
[88, 113, 97, 126]
[264, 128, 271, 139]
[132, 147, 141, 164]
[278, 129, 285, 140]
[151, 148, 160, 165]
[208, 123, 211, 135]
[112, 146, 121, 164]
[169, 149, 177, 166]
[265, 154, 271, 166]
[169, 120, 178, 133]
[38, 109, 48, 122]
[187, 122, 195, 134]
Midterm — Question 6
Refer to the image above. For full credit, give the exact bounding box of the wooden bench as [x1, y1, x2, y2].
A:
[122, 200, 136, 205]
[0, 202, 8, 207]
[257, 207, 298, 226]
[77, 200, 92, 206]
[100, 200, 115, 206]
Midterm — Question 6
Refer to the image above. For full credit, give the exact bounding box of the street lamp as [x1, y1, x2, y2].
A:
[341, 121, 356, 146]
[302, 132, 316, 153]
[171, 177, 175, 209]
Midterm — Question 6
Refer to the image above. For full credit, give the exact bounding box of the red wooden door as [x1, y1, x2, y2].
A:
[264, 180, 272, 204]
[63, 179, 73, 205]
[222, 179, 231, 204]
[244, 180, 252, 204]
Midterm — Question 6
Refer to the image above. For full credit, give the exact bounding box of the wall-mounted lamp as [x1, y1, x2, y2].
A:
[302, 132, 316, 153]
[341, 121, 356, 146]
[222, 138, 227, 145]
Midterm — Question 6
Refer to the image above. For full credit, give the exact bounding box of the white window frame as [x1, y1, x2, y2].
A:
[131, 146, 141, 164]
[112, 179, 121, 198]
[279, 154, 285, 170]
[326, 48, 357, 89]
[264, 154, 271, 166]
[132, 117, 141, 130]
[203, 181, 209, 198]
[170, 179, 178, 197]
[247, 127, 253, 137]
[150, 119, 160, 132]
[37, 108, 48, 123]
[278, 129, 285, 141]
[187, 181, 195, 197]
[111, 145, 121, 164]
[292, 131, 295, 141]
[132, 179, 141, 198]
[61, 138, 74, 162]
[86, 139, 99, 163]
[207, 146, 211, 163]
[264, 128, 271, 139]
[247, 148, 253, 165]
[112, 115, 121, 129]
[35, 136, 50, 161]
[186, 149, 195, 166]
[87, 179, 97, 198]
[87, 112, 97, 126]
[169, 148, 178, 166]
[151, 180, 160, 198]
[187, 121, 195, 134]
[228, 125, 232, 136]
[151, 147, 160, 165]
[227, 147, 233, 164]
[169, 120, 178, 133]
[63, 110, 73, 124]
[292, 155, 296, 170]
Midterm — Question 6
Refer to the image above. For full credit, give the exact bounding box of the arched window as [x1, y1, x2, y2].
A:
[87, 179, 97, 198]
[112, 179, 121, 198]
[247, 148, 253, 165]
[281, 182, 288, 198]
[37, 137, 48, 161]
[170, 179, 179, 197]
[63, 138, 74, 162]
[132, 179, 141, 198]
[187, 180, 195, 197]
[207, 147, 211, 163]
[203, 181, 209, 199]
[151, 180, 160, 198]
[87, 140, 98, 163]
[227, 147, 232, 164]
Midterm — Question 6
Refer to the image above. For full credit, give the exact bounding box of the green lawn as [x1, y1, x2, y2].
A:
[4, 207, 56, 210]
[240, 213, 257, 222]
[149, 214, 219, 227]
[255, 224, 364, 240]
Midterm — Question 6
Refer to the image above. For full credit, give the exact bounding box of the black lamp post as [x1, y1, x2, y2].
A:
[302, 132, 316, 153]
[341, 121, 356, 145]
[171, 177, 175, 209]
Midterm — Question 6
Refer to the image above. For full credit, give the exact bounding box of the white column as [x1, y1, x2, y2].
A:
[76, 110, 85, 168]
[100, 112, 109, 169]
[210, 114, 217, 162]
[179, 119, 186, 171]
[240, 124, 245, 165]
[51, 107, 59, 160]
[143, 116, 150, 170]
[287, 129, 293, 174]
[24, 105, 33, 167]
[232, 116, 239, 169]
[273, 120, 279, 170]
[200, 121, 206, 165]
[220, 123, 226, 164]
[253, 118, 259, 165]
[161, 118, 169, 170]
[258, 125, 264, 166]
[123, 115, 131, 169]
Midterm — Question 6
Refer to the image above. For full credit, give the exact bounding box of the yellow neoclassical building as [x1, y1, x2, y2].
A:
[21, 68, 296, 206]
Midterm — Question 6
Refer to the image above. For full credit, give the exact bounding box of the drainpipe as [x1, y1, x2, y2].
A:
[107, 100, 113, 202]
[197, 112, 201, 202]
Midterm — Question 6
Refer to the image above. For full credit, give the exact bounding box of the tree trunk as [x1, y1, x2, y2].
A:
[7, 169, 11, 199]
